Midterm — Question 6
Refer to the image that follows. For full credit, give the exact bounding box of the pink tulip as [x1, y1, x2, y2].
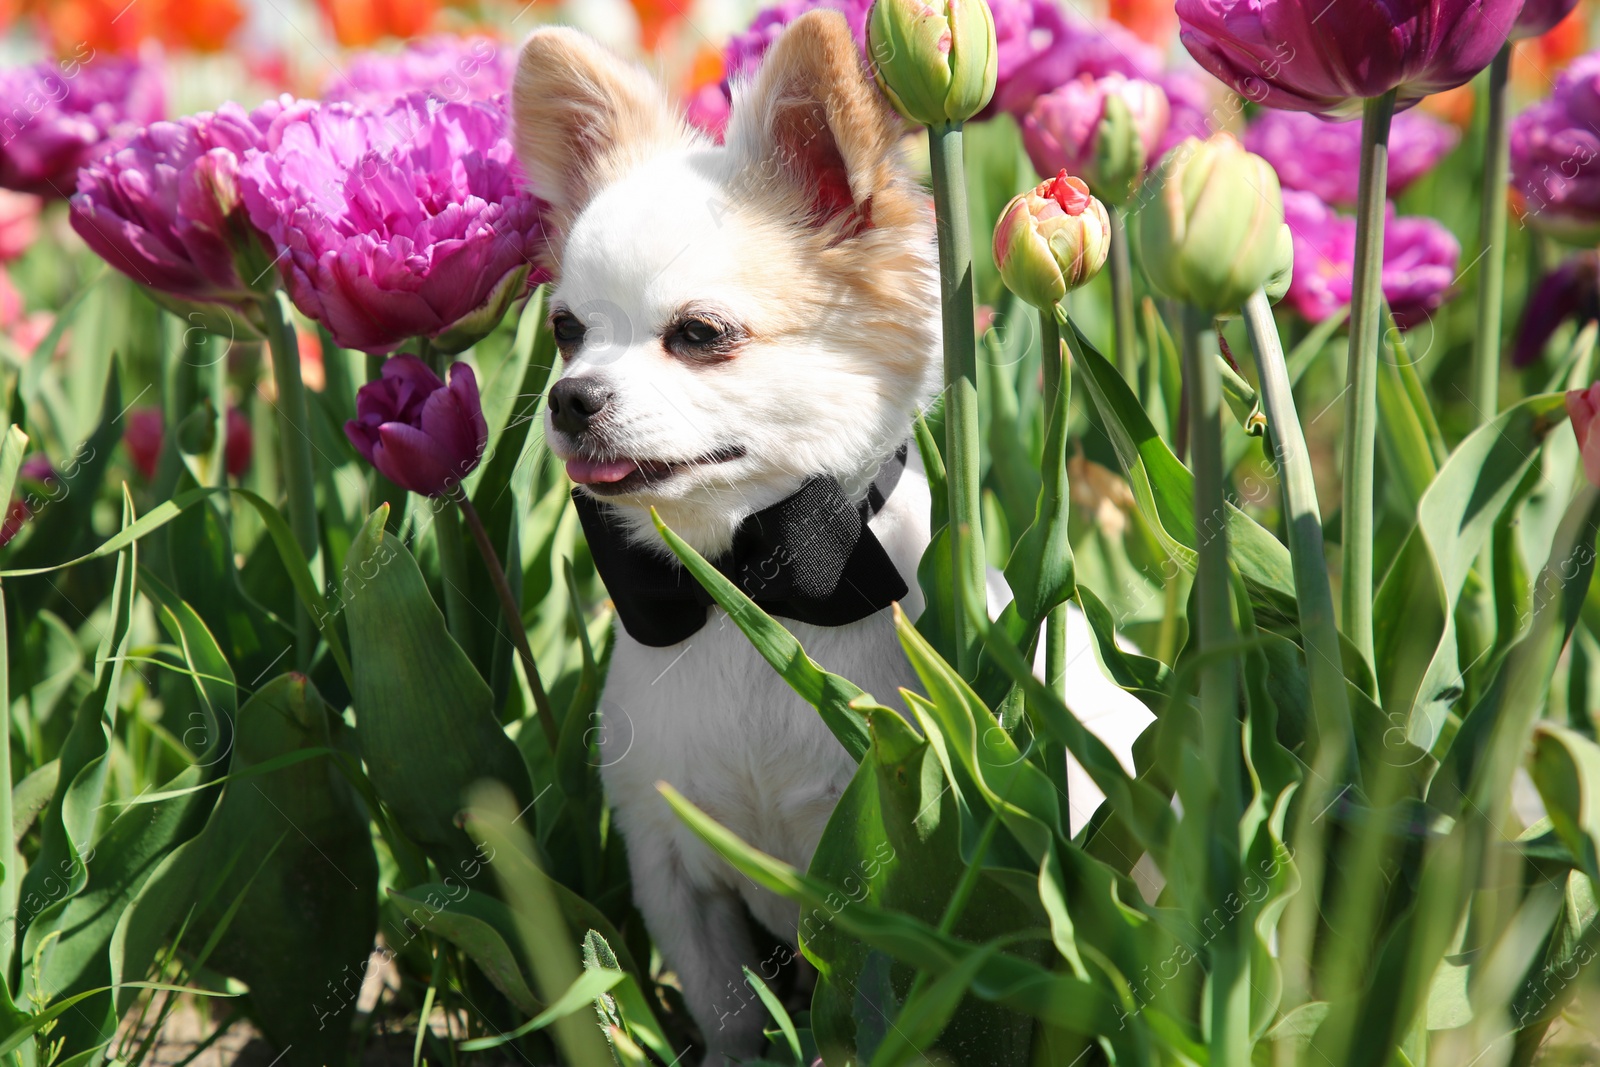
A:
[1568, 384, 1600, 486]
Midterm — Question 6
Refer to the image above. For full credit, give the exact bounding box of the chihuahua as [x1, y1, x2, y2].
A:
[512, 12, 1151, 1063]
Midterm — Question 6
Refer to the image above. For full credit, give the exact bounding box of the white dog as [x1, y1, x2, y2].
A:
[512, 13, 1151, 1063]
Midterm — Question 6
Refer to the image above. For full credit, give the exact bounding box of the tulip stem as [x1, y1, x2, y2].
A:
[1182, 303, 1248, 1067]
[1339, 89, 1397, 678]
[1473, 43, 1512, 426]
[1040, 308, 1067, 700]
[260, 290, 321, 670]
[927, 123, 986, 679]
[434, 503, 474, 648]
[1109, 206, 1138, 387]
[454, 489, 560, 756]
[1242, 286, 1354, 1009]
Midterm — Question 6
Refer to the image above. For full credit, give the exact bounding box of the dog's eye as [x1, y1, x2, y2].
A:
[679, 319, 721, 346]
[550, 312, 586, 346]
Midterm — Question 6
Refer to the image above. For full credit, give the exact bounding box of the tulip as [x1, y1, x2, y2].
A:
[0, 454, 55, 549]
[323, 35, 512, 107]
[344, 356, 486, 498]
[1176, 0, 1522, 119]
[125, 408, 164, 480]
[70, 101, 287, 336]
[1279, 190, 1459, 331]
[1568, 382, 1600, 486]
[238, 94, 549, 354]
[994, 171, 1109, 310]
[225, 406, 253, 478]
[1244, 109, 1459, 208]
[0, 191, 40, 261]
[1512, 54, 1600, 244]
[0, 54, 164, 198]
[1021, 74, 1168, 206]
[315, 0, 436, 47]
[1515, 0, 1580, 38]
[1138, 134, 1291, 315]
[1512, 252, 1600, 367]
[867, 0, 998, 127]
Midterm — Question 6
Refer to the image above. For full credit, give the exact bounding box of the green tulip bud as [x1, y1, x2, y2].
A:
[993, 171, 1111, 311]
[1138, 133, 1289, 315]
[867, 0, 997, 128]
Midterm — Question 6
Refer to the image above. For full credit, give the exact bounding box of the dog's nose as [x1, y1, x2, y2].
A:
[548, 378, 613, 436]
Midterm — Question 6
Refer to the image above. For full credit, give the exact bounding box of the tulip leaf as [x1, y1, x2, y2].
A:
[1066, 320, 1298, 622]
[345, 506, 535, 873]
[1530, 723, 1600, 883]
[1373, 392, 1567, 747]
[651, 507, 872, 761]
[388, 886, 542, 1015]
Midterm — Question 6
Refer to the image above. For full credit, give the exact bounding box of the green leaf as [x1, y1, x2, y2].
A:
[1373, 393, 1568, 746]
[1531, 723, 1600, 882]
[867, 945, 998, 1067]
[344, 506, 534, 872]
[742, 967, 803, 1064]
[388, 886, 541, 1015]
[651, 507, 872, 761]
[458, 969, 623, 1052]
[1067, 320, 1298, 622]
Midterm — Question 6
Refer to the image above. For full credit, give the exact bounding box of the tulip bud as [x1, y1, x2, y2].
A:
[867, 0, 998, 128]
[1138, 133, 1292, 314]
[993, 171, 1110, 311]
[1022, 74, 1169, 207]
[1568, 383, 1600, 487]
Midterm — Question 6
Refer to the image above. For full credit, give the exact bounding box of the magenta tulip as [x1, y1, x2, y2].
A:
[1281, 190, 1459, 329]
[238, 93, 549, 354]
[345, 356, 486, 497]
[1512, 54, 1600, 243]
[1245, 108, 1458, 207]
[70, 100, 290, 332]
[1177, 0, 1524, 118]
[0, 54, 164, 198]
[1021, 73, 1169, 203]
[323, 35, 513, 107]
[1513, 253, 1599, 367]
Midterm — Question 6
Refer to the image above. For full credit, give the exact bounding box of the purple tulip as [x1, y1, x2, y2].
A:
[1512, 252, 1599, 367]
[1244, 108, 1459, 207]
[323, 35, 513, 107]
[1512, 54, 1600, 243]
[69, 99, 291, 331]
[0, 54, 164, 198]
[345, 355, 487, 497]
[1281, 189, 1459, 329]
[1177, 0, 1524, 119]
[725, 0, 871, 81]
[1514, 0, 1579, 38]
[238, 93, 549, 355]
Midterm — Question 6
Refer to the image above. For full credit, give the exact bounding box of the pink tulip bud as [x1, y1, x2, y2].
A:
[993, 170, 1109, 310]
[1568, 384, 1600, 486]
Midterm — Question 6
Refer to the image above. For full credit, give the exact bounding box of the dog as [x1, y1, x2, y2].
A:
[512, 12, 1152, 1063]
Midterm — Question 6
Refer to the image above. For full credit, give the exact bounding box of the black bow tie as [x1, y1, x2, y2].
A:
[573, 447, 910, 647]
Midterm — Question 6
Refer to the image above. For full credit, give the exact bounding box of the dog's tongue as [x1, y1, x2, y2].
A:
[565, 456, 638, 485]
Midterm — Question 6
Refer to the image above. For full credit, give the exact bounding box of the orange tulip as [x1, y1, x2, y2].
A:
[315, 0, 437, 47]
[1514, 0, 1590, 86]
[1418, 83, 1475, 128]
[25, 0, 242, 53]
[630, 0, 683, 50]
[1109, 0, 1177, 47]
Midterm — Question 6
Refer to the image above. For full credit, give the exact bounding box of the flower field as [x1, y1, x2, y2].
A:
[4, 0, 1600, 1064]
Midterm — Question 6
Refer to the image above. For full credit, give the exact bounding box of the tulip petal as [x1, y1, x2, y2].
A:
[373, 422, 459, 498]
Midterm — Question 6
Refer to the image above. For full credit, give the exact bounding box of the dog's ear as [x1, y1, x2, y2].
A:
[725, 10, 904, 235]
[512, 27, 680, 220]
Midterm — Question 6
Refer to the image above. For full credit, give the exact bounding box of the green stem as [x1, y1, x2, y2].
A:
[434, 501, 473, 649]
[927, 123, 986, 678]
[260, 290, 321, 669]
[1243, 290, 1353, 761]
[1473, 44, 1512, 424]
[1109, 206, 1138, 387]
[1182, 304, 1247, 1065]
[1040, 308, 1068, 698]
[1242, 287, 1353, 1009]
[455, 490, 561, 756]
[1339, 90, 1397, 677]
